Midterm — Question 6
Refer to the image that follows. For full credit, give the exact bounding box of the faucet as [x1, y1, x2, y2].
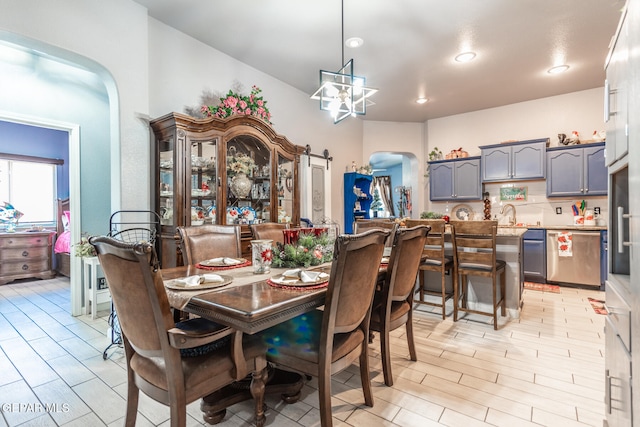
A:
[500, 204, 516, 226]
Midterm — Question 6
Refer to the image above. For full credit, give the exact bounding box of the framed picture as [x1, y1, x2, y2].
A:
[500, 186, 527, 201]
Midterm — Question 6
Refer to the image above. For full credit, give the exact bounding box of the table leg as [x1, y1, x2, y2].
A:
[201, 364, 304, 425]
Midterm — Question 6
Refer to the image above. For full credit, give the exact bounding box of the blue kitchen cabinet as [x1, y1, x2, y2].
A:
[343, 172, 373, 234]
[523, 228, 546, 283]
[480, 138, 547, 182]
[546, 142, 607, 197]
[429, 157, 482, 201]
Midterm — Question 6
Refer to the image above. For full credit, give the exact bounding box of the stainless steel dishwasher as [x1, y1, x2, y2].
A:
[546, 230, 601, 287]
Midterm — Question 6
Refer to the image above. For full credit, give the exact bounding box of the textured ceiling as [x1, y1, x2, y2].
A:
[133, 0, 625, 123]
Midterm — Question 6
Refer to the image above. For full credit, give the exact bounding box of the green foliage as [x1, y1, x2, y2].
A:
[371, 188, 383, 211]
[74, 235, 97, 257]
[420, 211, 444, 219]
[272, 231, 334, 268]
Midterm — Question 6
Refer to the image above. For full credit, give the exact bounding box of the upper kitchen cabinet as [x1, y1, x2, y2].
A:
[480, 138, 548, 182]
[150, 113, 304, 267]
[429, 157, 482, 201]
[605, 6, 629, 167]
[546, 143, 607, 197]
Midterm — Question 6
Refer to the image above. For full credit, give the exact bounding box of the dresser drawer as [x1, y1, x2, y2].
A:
[0, 234, 51, 248]
[0, 259, 50, 276]
[0, 246, 49, 261]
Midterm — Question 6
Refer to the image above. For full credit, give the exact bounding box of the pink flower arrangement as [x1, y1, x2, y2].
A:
[201, 85, 272, 124]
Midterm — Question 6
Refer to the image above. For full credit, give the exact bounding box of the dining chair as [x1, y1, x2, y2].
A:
[369, 224, 430, 386]
[354, 219, 398, 251]
[177, 224, 242, 265]
[249, 222, 287, 246]
[89, 236, 267, 427]
[450, 220, 506, 330]
[262, 229, 390, 427]
[405, 219, 454, 319]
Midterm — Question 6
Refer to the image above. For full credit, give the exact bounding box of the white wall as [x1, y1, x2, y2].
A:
[362, 121, 425, 218]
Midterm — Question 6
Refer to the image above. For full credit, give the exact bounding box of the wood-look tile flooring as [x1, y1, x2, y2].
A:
[0, 277, 605, 427]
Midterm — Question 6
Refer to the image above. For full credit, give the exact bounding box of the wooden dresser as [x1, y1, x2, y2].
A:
[0, 231, 56, 285]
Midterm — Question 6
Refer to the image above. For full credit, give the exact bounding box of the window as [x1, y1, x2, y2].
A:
[0, 155, 60, 225]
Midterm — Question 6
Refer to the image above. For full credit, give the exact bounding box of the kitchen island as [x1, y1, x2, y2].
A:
[422, 227, 527, 320]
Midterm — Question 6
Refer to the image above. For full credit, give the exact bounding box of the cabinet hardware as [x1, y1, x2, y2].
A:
[604, 80, 611, 123]
[617, 206, 632, 253]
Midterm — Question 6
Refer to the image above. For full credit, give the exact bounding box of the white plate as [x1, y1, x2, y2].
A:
[164, 274, 233, 290]
[200, 257, 246, 267]
[270, 271, 329, 287]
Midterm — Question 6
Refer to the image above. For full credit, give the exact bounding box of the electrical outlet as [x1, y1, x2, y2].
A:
[594, 207, 601, 215]
[556, 207, 562, 214]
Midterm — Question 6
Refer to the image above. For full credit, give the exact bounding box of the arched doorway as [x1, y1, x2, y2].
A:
[368, 151, 420, 218]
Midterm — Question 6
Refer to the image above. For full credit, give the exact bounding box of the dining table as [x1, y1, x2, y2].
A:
[160, 258, 389, 425]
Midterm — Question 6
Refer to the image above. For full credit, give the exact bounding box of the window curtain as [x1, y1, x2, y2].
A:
[372, 175, 395, 217]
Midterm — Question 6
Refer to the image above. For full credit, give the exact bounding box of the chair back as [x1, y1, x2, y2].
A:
[384, 225, 431, 301]
[450, 220, 499, 272]
[250, 222, 287, 246]
[353, 219, 398, 247]
[405, 219, 447, 265]
[89, 236, 173, 359]
[177, 224, 242, 265]
[324, 229, 389, 336]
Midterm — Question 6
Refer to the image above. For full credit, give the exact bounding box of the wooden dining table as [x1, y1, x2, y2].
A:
[161, 262, 334, 424]
[160, 260, 388, 425]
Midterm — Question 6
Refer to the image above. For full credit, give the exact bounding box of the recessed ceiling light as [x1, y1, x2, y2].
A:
[454, 52, 476, 63]
[345, 37, 363, 48]
[416, 97, 429, 104]
[547, 65, 570, 74]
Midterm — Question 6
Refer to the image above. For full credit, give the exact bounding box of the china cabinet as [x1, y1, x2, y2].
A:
[480, 138, 547, 182]
[428, 157, 482, 201]
[150, 113, 304, 267]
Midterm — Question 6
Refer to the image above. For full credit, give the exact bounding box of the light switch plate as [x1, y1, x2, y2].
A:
[556, 207, 562, 214]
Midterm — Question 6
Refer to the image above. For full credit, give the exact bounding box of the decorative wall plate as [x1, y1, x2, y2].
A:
[451, 204, 474, 221]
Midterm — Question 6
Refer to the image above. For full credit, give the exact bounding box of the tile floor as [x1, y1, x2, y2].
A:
[0, 277, 606, 427]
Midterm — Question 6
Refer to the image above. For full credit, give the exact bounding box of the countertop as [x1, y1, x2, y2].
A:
[497, 225, 606, 232]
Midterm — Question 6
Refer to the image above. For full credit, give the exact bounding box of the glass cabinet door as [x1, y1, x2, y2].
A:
[158, 138, 175, 226]
[277, 154, 295, 224]
[225, 135, 271, 224]
[189, 138, 218, 226]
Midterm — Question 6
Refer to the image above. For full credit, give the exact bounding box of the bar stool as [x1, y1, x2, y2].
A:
[450, 220, 506, 330]
[405, 219, 453, 319]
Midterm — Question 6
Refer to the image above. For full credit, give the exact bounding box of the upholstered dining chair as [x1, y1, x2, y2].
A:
[405, 219, 454, 319]
[450, 220, 506, 330]
[249, 222, 287, 246]
[177, 224, 242, 265]
[369, 225, 430, 386]
[89, 236, 267, 427]
[262, 229, 390, 427]
[353, 219, 398, 247]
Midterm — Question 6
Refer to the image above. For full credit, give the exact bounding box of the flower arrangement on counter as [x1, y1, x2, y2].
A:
[271, 232, 334, 268]
[201, 85, 272, 124]
[227, 152, 256, 176]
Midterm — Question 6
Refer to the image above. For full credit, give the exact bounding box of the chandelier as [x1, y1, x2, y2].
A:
[310, 0, 377, 124]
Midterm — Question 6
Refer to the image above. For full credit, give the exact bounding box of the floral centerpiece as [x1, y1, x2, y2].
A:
[272, 231, 335, 268]
[227, 152, 255, 176]
[201, 85, 272, 124]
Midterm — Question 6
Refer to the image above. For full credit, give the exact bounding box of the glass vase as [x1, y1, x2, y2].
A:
[251, 239, 273, 274]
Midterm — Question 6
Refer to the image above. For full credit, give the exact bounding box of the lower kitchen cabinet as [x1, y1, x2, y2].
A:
[523, 229, 546, 283]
